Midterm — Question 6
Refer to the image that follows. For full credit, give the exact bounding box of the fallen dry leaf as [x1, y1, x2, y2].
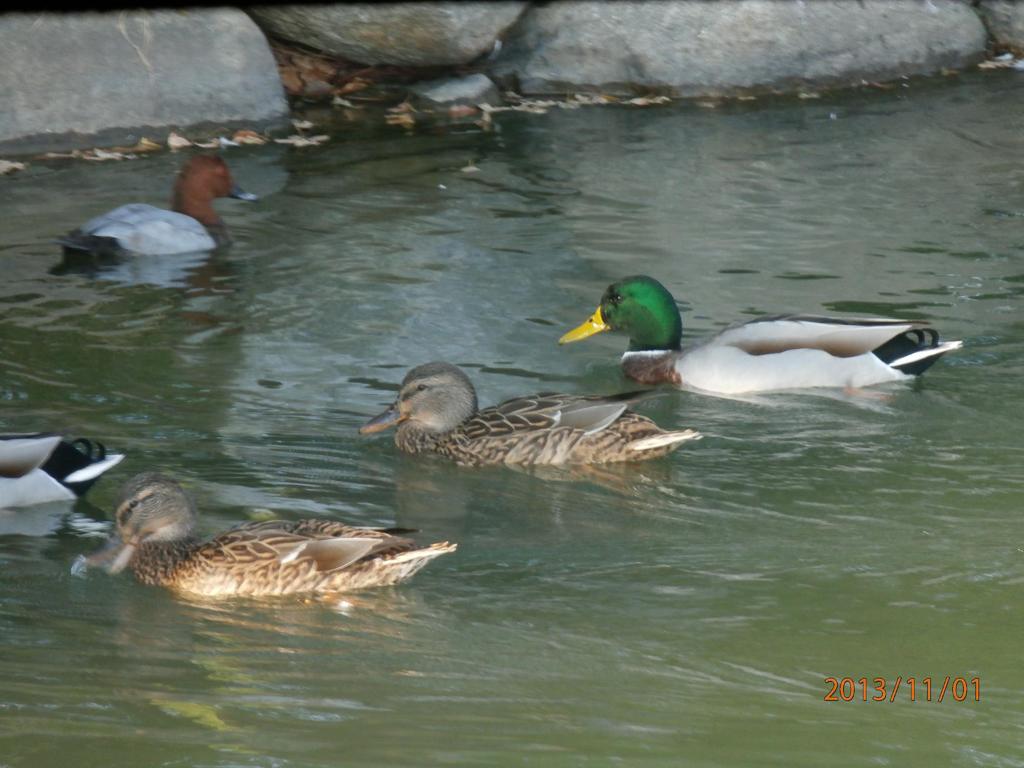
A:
[448, 104, 478, 118]
[387, 101, 416, 114]
[570, 93, 615, 106]
[111, 137, 161, 153]
[291, 118, 314, 131]
[460, 163, 480, 173]
[332, 96, 356, 108]
[0, 159, 26, 175]
[797, 91, 821, 99]
[978, 54, 1016, 70]
[626, 96, 671, 106]
[83, 148, 131, 161]
[273, 134, 329, 147]
[192, 137, 239, 149]
[167, 132, 191, 150]
[232, 129, 267, 145]
[336, 77, 370, 96]
[385, 112, 416, 129]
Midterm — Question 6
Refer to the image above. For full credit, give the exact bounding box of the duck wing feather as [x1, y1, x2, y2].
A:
[461, 390, 655, 439]
[710, 315, 922, 358]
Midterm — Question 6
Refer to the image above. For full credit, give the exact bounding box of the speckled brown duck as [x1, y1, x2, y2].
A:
[359, 362, 702, 466]
[76, 473, 455, 597]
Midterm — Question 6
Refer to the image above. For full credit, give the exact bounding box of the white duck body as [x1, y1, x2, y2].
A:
[67, 204, 217, 256]
[624, 316, 964, 395]
[0, 434, 125, 509]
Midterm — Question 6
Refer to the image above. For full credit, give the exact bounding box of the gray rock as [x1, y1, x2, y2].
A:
[0, 10, 288, 152]
[410, 74, 501, 108]
[977, 1, 1024, 51]
[490, 0, 989, 97]
[248, 3, 526, 67]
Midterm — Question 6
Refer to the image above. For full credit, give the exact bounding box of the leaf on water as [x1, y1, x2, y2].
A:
[0, 160, 27, 175]
[569, 93, 614, 106]
[797, 91, 821, 99]
[273, 134, 329, 147]
[737, 94, 757, 101]
[626, 95, 670, 106]
[83, 148, 132, 161]
[460, 163, 480, 173]
[110, 137, 161, 153]
[448, 104, 477, 118]
[978, 56, 1018, 70]
[332, 96, 358, 108]
[291, 118, 314, 131]
[387, 101, 416, 114]
[167, 131, 192, 150]
[151, 697, 235, 732]
[232, 129, 268, 145]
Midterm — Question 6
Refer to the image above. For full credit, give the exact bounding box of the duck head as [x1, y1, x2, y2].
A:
[559, 275, 683, 352]
[85, 472, 198, 574]
[359, 362, 479, 437]
[171, 155, 258, 229]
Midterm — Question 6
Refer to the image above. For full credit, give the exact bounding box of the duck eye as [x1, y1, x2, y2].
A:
[610, 293, 623, 305]
[416, 383, 428, 392]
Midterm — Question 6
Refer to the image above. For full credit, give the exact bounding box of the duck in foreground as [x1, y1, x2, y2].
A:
[1, 433, 124, 509]
[559, 275, 963, 395]
[57, 155, 258, 258]
[76, 473, 455, 597]
[359, 362, 701, 466]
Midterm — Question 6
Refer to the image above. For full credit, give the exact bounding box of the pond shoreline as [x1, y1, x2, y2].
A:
[1, 2, 1024, 155]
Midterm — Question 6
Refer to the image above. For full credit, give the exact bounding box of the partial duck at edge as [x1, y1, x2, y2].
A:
[1, 433, 124, 509]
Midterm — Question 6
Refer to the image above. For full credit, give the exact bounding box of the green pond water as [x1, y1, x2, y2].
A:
[2, 72, 1023, 767]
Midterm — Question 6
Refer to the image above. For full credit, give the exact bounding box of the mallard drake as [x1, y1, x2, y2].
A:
[1, 433, 124, 509]
[559, 275, 963, 395]
[57, 155, 258, 258]
[358, 361, 701, 466]
[76, 473, 456, 597]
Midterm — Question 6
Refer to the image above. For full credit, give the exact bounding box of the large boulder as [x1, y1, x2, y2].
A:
[977, 1, 1024, 52]
[247, 3, 527, 67]
[0, 10, 288, 153]
[489, 0, 989, 97]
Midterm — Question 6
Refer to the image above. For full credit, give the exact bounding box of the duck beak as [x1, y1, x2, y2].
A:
[229, 184, 259, 202]
[559, 306, 610, 344]
[359, 404, 407, 435]
[73, 535, 137, 576]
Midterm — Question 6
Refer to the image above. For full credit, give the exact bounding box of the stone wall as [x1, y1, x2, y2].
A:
[0, 9, 288, 153]
[0, 2, 1013, 153]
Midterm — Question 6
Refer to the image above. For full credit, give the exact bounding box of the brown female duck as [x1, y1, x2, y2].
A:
[77, 473, 455, 597]
[359, 361, 701, 466]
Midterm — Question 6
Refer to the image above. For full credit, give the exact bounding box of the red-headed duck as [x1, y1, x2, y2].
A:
[57, 155, 258, 257]
[1, 433, 124, 509]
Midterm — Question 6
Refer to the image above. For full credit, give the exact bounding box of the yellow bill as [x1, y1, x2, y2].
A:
[559, 306, 610, 344]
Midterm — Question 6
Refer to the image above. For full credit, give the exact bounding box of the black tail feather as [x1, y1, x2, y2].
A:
[41, 439, 107, 497]
[872, 328, 946, 376]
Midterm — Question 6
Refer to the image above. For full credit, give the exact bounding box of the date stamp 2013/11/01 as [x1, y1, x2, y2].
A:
[824, 676, 980, 703]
